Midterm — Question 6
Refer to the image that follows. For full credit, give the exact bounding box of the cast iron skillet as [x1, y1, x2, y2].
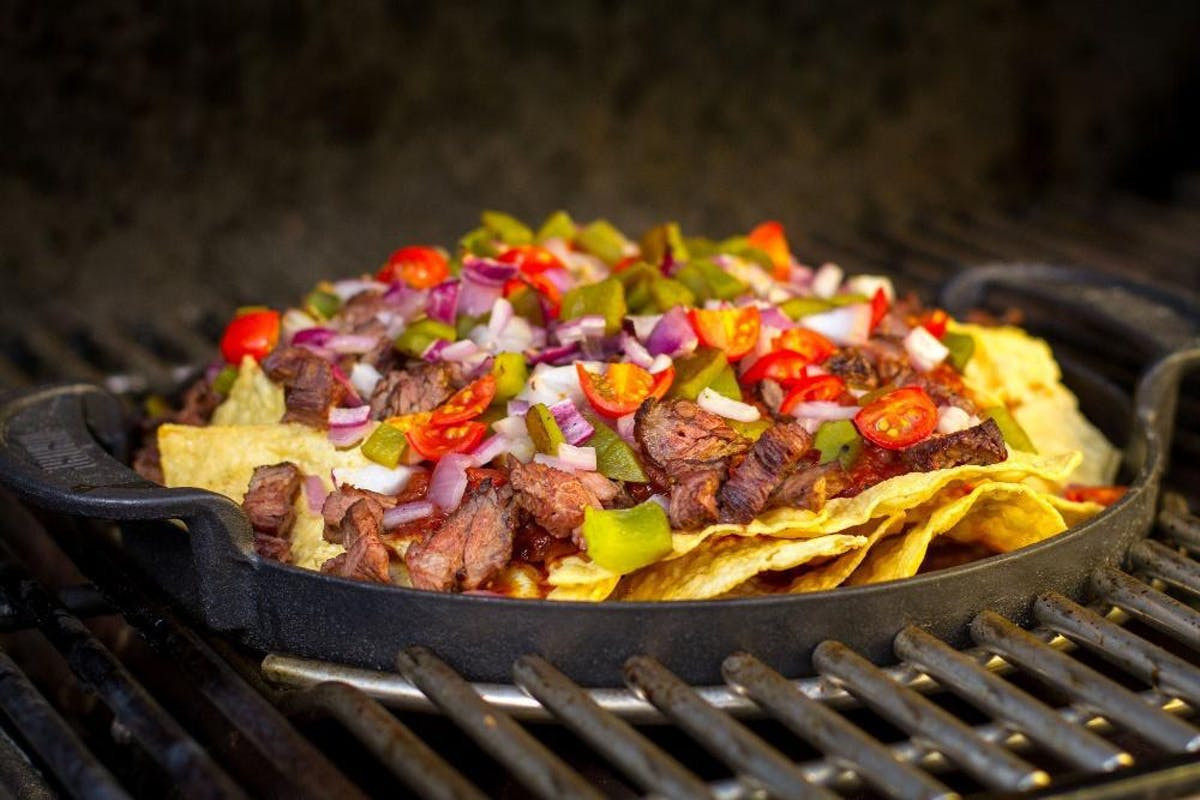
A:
[0, 266, 1196, 686]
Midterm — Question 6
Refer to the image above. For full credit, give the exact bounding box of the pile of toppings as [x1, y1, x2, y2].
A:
[164, 210, 1104, 595]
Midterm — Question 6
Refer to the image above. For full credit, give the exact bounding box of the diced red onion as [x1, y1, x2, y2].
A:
[382, 500, 436, 529]
[647, 354, 673, 374]
[467, 354, 495, 379]
[904, 326, 949, 372]
[697, 388, 761, 422]
[557, 444, 597, 471]
[646, 493, 670, 512]
[492, 414, 529, 440]
[291, 327, 336, 347]
[470, 433, 511, 466]
[482, 313, 533, 353]
[304, 476, 328, 514]
[538, 267, 576, 294]
[439, 339, 483, 362]
[799, 303, 872, 345]
[456, 278, 503, 317]
[757, 306, 795, 330]
[329, 405, 371, 426]
[811, 263, 844, 298]
[846, 274, 895, 302]
[936, 405, 975, 434]
[519, 363, 585, 408]
[350, 362, 382, 397]
[620, 331, 655, 368]
[528, 342, 580, 366]
[788, 263, 814, 288]
[333, 464, 414, 495]
[428, 453, 472, 510]
[646, 306, 698, 357]
[422, 339, 451, 362]
[382, 284, 428, 319]
[787, 401, 859, 421]
[330, 364, 363, 406]
[281, 309, 319, 341]
[555, 315, 606, 345]
[549, 398, 595, 445]
[426, 280, 460, 325]
[327, 333, 381, 354]
[327, 423, 369, 447]
[331, 279, 386, 301]
[462, 257, 517, 287]
[615, 412, 637, 446]
[627, 314, 662, 340]
[487, 297, 515, 338]
[506, 399, 531, 416]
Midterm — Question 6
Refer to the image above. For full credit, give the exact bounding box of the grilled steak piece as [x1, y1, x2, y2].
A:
[262, 346, 345, 428]
[757, 379, 785, 417]
[635, 399, 749, 472]
[337, 290, 387, 329]
[133, 437, 164, 484]
[320, 498, 391, 583]
[509, 462, 616, 538]
[321, 486, 397, 543]
[769, 462, 851, 512]
[243, 462, 302, 563]
[405, 481, 516, 592]
[175, 377, 223, 426]
[823, 347, 879, 389]
[900, 418, 1007, 473]
[668, 470, 722, 530]
[369, 362, 464, 419]
[718, 422, 813, 524]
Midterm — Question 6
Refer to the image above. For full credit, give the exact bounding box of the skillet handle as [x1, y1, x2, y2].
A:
[0, 383, 255, 629]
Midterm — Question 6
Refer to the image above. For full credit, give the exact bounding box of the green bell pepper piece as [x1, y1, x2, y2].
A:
[691, 258, 747, 300]
[857, 384, 898, 407]
[455, 313, 481, 340]
[560, 277, 627, 335]
[650, 278, 695, 312]
[491, 352, 529, 404]
[615, 263, 660, 313]
[583, 412, 647, 482]
[303, 289, 341, 320]
[212, 364, 238, 396]
[394, 318, 457, 359]
[982, 406, 1037, 453]
[526, 403, 566, 455]
[507, 286, 545, 326]
[942, 331, 975, 372]
[639, 222, 690, 266]
[780, 297, 832, 319]
[458, 226, 499, 257]
[728, 418, 772, 441]
[535, 209, 576, 242]
[576, 219, 628, 265]
[361, 424, 409, 468]
[708, 365, 742, 401]
[581, 501, 673, 574]
[482, 210, 533, 246]
[669, 347, 729, 400]
[813, 419, 863, 469]
[672, 262, 713, 303]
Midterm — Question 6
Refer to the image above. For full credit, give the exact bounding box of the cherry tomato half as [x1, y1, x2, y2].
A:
[497, 245, 564, 275]
[773, 328, 836, 365]
[1063, 485, 1127, 506]
[853, 386, 938, 450]
[576, 362, 674, 418]
[220, 309, 280, 364]
[430, 375, 497, 427]
[740, 351, 811, 386]
[377, 246, 450, 289]
[922, 309, 949, 339]
[689, 307, 761, 361]
[781, 374, 848, 413]
[406, 420, 487, 461]
[747, 221, 792, 280]
[505, 271, 563, 318]
[869, 287, 890, 331]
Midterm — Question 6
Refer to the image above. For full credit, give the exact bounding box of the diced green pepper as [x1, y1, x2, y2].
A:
[731, 244, 774, 273]
[707, 365, 742, 401]
[481, 210, 533, 246]
[581, 501, 673, 574]
[639, 222, 690, 266]
[576, 219, 629, 265]
[507, 286, 545, 326]
[650, 278, 695, 312]
[459, 226, 499, 257]
[942, 331, 975, 372]
[303, 289, 341, 320]
[213, 364, 238, 396]
[669, 347, 729, 400]
[560, 277, 627, 335]
[361, 424, 408, 468]
[813, 419, 863, 469]
[615, 263, 660, 313]
[857, 384, 898, 407]
[455, 313, 482, 340]
[691, 258, 748, 300]
[672, 263, 713, 304]
[394, 319, 457, 359]
[535, 209, 576, 242]
[477, 405, 507, 426]
[728, 418, 772, 441]
[525, 403, 566, 455]
[982, 406, 1037, 453]
[491, 352, 529, 404]
[583, 412, 647, 482]
[780, 297, 832, 319]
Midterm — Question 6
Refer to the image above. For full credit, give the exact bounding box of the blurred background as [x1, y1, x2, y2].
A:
[1, 0, 1198, 381]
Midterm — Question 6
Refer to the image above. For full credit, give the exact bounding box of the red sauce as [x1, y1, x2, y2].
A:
[838, 442, 908, 498]
[513, 523, 578, 565]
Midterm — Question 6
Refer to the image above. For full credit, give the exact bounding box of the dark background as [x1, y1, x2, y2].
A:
[3, 1, 1200, 324]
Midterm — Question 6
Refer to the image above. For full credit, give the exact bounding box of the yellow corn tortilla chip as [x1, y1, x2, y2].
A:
[769, 514, 906, 594]
[211, 357, 285, 426]
[545, 555, 622, 602]
[616, 533, 867, 601]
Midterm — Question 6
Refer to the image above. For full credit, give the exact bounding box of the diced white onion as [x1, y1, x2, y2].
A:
[282, 309, 319, 341]
[937, 405, 975, 434]
[615, 412, 638, 446]
[556, 443, 598, 472]
[799, 303, 872, 345]
[382, 501, 435, 529]
[330, 279, 387, 301]
[439, 339, 483, 362]
[332, 464, 414, 495]
[811, 263, 844, 298]
[628, 314, 663, 340]
[428, 454, 471, 510]
[470, 434, 511, 466]
[516, 363, 585, 408]
[787, 401, 859, 421]
[697, 388, 761, 422]
[647, 354, 673, 374]
[904, 326, 950, 372]
[846, 274, 895, 302]
[349, 362, 382, 398]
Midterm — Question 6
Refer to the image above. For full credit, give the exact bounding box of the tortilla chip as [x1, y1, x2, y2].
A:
[769, 514, 906, 594]
[211, 357, 285, 426]
[616, 533, 867, 601]
[545, 555, 622, 602]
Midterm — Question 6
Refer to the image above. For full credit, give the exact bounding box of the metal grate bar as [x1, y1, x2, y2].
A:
[1159, 506, 1200, 552]
[0, 648, 131, 800]
[812, 640, 1048, 792]
[512, 655, 714, 800]
[0, 724, 56, 800]
[1033, 592, 1200, 709]
[970, 610, 1200, 753]
[279, 681, 487, 800]
[396, 646, 604, 800]
[623, 655, 835, 800]
[892, 625, 1130, 773]
[1129, 539, 1200, 597]
[721, 651, 956, 800]
[1092, 566, 1200, 652]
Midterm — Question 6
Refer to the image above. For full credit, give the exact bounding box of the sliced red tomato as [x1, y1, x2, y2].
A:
[853, 387, 938, 450]
[747, 221, 792, 280]
[220, 309, 280, 364]
[576, 363, 674, 418]
[505, 271, 563, 318]
[922, 309, 949, 339]
[740, 351, 810, 386]
[497, 245, 564, 275]
[406, 420, 487, 461]
[689, 307, 761, 361]
[781, 375, 847, 413]
[773, 328, 836, 365]
[1063, 485, 1127, 506]
[869, 287, 890, 331]
[377, 245, 450, 289]
[430, 375, 497, 427]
